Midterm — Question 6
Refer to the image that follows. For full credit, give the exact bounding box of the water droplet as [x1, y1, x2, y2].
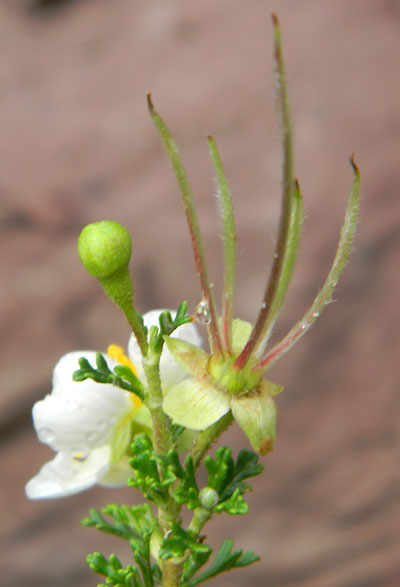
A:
[300, 322, 307, 331]
[195, 300, 211, 325]
[261, 302, 266, 309]
[37, 427, 56, 444]
[312, 311, 319, 319]
[72, 449, 90, 462]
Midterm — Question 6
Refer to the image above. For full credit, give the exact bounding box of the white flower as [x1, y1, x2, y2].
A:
[26, 309, 201, 500]
[128, 309, 202, 392]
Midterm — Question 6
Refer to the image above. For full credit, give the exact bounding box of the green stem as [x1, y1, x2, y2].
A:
[101, 268, 148, 357]
[143, 359, 171, 457]
[191, 412, 234, 468]
[188, 506, 212, 536]
[162, 560, 183, 587]
[143, 358, 184, 586]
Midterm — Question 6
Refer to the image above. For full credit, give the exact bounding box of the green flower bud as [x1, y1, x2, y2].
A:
[199, 487, 219, 510]
[77, 221, 131, 280]
[77, 221, 147, 354]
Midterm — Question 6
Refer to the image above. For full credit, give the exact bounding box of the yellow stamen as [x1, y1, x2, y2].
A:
[107, 344, 142, 409]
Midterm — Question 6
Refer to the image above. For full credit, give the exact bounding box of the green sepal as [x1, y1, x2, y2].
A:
[163, 336, 210, 378]
[73, 353, 145, 401]
[231, 319, 253, 355]
[231, 390, 277, 455]
[163, 379, 229, 431]
[183, 539, 260, 586]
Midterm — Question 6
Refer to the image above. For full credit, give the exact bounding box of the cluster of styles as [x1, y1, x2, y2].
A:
[26, 16, 360, 587]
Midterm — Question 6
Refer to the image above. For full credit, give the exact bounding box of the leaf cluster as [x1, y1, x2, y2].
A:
[73, 353, 145, 401]
[83, 504, 161, 586]
[182, 539, 259, 586]
[150, 302, 193, 354]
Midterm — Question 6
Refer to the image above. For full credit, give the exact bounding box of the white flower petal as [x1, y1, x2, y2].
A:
[163, 379, 229, 430]
[128, 309, 202, 391]
[33, 352, 133, 452]
[99, 457, 132, 487]
[25, 446, 111, 499]
[33, 384, 132, 452]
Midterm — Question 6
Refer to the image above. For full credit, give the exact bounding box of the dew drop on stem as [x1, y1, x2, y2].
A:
[195, 300, 211, 325]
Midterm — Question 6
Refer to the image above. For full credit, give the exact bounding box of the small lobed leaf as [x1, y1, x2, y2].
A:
[213, 489, 248, 515]
[184, 539, 260, 586]
[160, 525, 211, 561]
[73, 354, 144, 401]
[204, 447, 263, 513]
[128, 434, 178, 505]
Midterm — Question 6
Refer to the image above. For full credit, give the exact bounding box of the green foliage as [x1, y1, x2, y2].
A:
[73, 353, 145, 401]
[151, 302, 193, 354]
[127, 435, 263, 517]
[160, 525, 211, 560]
[82, 503, 156, 545]
[204, 447, 263, 512]
[128, 435, 178, 505]
[84, 504, 161, 586]
[86, 549, 161, 587]
[183, 539, 260, 586]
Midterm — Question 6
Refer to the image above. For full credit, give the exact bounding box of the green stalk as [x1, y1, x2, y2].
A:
[191, 412, 234, 469]
[143, 342, 184, 586]
[256, 157, 360, 370]
[148, 95, 224, 358]
[235, 13, 300, 369]
[208, 135, 236, 353]
[162, 561, 183, 587]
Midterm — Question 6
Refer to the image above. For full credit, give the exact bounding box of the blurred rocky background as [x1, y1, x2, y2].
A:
[1, 1, 399, 585]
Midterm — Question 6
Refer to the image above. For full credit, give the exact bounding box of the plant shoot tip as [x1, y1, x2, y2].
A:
[349, 154, 359, 176]
[147, 93, 154, 112]
[271, 13, 279, 27]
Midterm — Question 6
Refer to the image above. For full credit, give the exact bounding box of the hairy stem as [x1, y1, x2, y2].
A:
[191, 412, 234, 469]
[162, 560, 184, 587]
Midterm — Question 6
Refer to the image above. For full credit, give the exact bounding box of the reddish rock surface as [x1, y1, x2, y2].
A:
[1, 1, 399, 586]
